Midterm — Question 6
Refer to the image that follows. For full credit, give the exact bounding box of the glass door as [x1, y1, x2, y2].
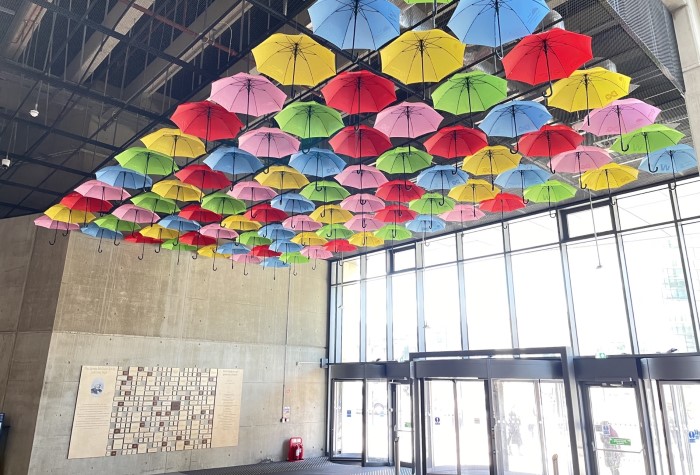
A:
[394, 383, 414, 466]
[456, 380, 491, 474]
[660, 382, 700, 475]
[427, 380, 460, 474]
[366, 380, 390, 464]
[585, 385, 650, 475]
[331, 380, 364, 460]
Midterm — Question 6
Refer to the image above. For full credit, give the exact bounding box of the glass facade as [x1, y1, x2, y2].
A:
[330, 181, 700, 362]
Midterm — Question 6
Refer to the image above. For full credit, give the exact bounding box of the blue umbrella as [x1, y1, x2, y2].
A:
[158, 215, 201, 233]
[261, 257, 290, 268]
[271, 192, 316, 214]
[416, 165, 469, 191]
[269, 240, 304, 254]
[406, 214, 447, 233]
[480, 101, 552, 140]
[639, 145, 697, 180]
[447, 0, 550, 53]
[494, 164, 552, 198]
[216, 242, 251, 255]
[95, 165, 152, 190]
[259, 223, 296, 241]
[308, 0, 401, 51]
[203, 146, 264, 185]
[289, 148, 346, 178]
[81, 222, 123, 253]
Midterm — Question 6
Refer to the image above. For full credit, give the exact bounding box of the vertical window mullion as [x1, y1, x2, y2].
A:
[456, 233, 469, 350]
[503, 223, 519, 348]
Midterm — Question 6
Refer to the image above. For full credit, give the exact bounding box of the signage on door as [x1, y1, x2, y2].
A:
[434, 416, 441, 426]
[689, 429, 699, 443]
[608, 437, 632, 446]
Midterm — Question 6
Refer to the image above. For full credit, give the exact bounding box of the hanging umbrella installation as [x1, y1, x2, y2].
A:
[517, 124, 583, 172]
[116, 148, 177, 180]
[639, 145, 697, 184]
[349, 232, 384, 248]
[321, 70, 397, 119]
[549, 68, 631, 120]
[208, 73, 287, 126]
[170, 101, 243, 142]
[289, 148, 347, 178]
[275, 101, 345, 140]
[95, 165, 153, 190]
[431, 72, 507, 125]
[611, 124, 684, 172]
[523, 180, 577, 216]
[140, 128, 206, 160]
[581, 163, 639, 193]
[34, 215, 80, 245]
[439, 204, 486, 224]
[329, 125, 392, 158]
[237, 127, 300, 159]
[479, 100, 552, 144]
[203, 146, 264, 188]
[462, 146, 521, 187]
[449, 179, 500, 204]
[376, 147, 434, 176]
[375, 102, 443, 139]
[581, 99, 661, 148]
[494, 164, 552, 201]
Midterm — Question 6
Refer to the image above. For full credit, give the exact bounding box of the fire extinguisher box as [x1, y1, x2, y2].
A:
[287, 437, 303, 461]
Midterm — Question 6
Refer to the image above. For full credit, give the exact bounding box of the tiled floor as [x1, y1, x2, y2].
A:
[169, 457, 413, 475]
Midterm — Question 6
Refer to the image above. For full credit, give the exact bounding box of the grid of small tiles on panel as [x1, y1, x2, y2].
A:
[108, 367, 217, 456]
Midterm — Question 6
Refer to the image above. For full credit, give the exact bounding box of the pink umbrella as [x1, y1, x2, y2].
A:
[112, 204, 160, 224]
[34, 215, 79, 245]
[282, 215, 323, 232]
[230, 252, 262, 275]
[75, 180, 131, 201]
[199, 223, 239, 240]
[335, 165, 388, 189]
[340, 194, 385, 213]
[582, 99, 661, 140]
[209, 73, 287, 121]
[345, 214, 384, 232]
[301, 245, 334, 269]
[238, 127, 300, 158]
[374, 102, 443, 139]
[228, 181, 277, 203]
[551, 146, 612, 173]
[440, 204, 485, 222]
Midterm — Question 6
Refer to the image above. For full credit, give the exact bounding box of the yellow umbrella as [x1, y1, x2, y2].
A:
[349, 232, 384, 248]
[139, 224, 179, 240]
[581, 163, 638, 192]
[462, 146, 521, 182]
[140, 128, 206, 158]
[292, 232, 328, 246]
[255, 165, 309, 191]
[45, 204, 95, 224]
[449, 179, 500, 203]
[252, 33, 336, 94]
[381, 29, 465, 85]
[549, 67, 631, 114]
[151, 180, 203, 202]
[309, 204, 353, 224]
[221, 215, 261, 231]
[197, 245, 230, 258]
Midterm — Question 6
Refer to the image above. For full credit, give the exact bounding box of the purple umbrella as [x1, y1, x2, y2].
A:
[374, 102, 443, 139]
[345, 214, 384, 232]
[209, 73, 287, 127]
[340, 194, 385, 213]
[335, 165, 388, 189]
[582, 99, 661, 150]
[238, 127, 300, 158]
[34, 215, 80, 245]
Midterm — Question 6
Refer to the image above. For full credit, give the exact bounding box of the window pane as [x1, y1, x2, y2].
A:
[366, 277, 387, 361]
[676, 178, 700, 219]
[341, 283, 361, 362]
[367, 251, 386, 278]
[393, 246, 416, 272]
[462, 226, 504, 259]
[565, 205, 613, 239]
[423, 265, 462, 351]
[393, 272, 418, 361]
[567, 239, 631, 355]
[342, 257, 360, 282]
[683, 222, 700, 328]
[624, 228, 695, 353]
[617, 188, 673, 230]
[464, 256, 512, 349]
[509, 214, 559, 250]
[424, 235, 456, 267]
[511, 248, 570, 348]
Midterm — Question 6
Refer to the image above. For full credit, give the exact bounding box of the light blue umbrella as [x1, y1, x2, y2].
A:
[639, 144, 697, 178]
[95, 165, 152, 189]
[447, 0, 550, 52]
[494, 164, 552, 198]
[308, 0, 401, 51]
[81, 222, 123, 253]
[259, 223, 296, 241]
[269, 240, 304, 254]
[406, 214, 447, 233]
[271, 192, 316, 214]
[260, 257, 290, 280]
[416, 165, 469, 191]
[480, 101, 552, 139]
[158, 215, 201, 233]
[216, 242, 251, 255]
[289, 148, 346, 178]
[203, 146, 264, 182]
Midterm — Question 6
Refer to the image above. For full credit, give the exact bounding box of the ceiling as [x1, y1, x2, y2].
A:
[0, 0, 692, 246]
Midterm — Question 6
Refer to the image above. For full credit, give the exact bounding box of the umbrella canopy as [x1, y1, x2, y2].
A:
[60, 192, 112, 213]
[375, 224, 412, 240]
[280, 252, 311, 264]
[581, 163, 639, 192]
[239, 231, 273, 247]
[310, 204, 354, 224]
[377, 180, 426, 202]
[375, 204, 417, 223]
[494, 164, 552, 191]
[82, 222, 124, 240]
[260, 257, 290, 268]
[93, 214, 141, 233]
[170, 101, 243, 141]
[440, 204, 485, 222]
[335, 165, 388, 189]
[374, 102, 443, 139]
[203, 146, 264, 179]
[524, 180, 577, 204]
[329, 125, 392, 158]
[251, 245, 282, 258]
[340, 194, 385, 213]
[112, 204, 159, 224]
[95, 165, 152, 189]
[301, 181, 350, 203]
[462, 146, 521, 182]
[479, 192, 526, 213]
[301, 246, 335, 261]
[376, 147, 433, 175]
[611, 124, 684, 156]
[275, 101, 345, 139]
[349, 232, 384, 248]
[140, 128, 205, 158]
[252, 33, 336, 89]
[271, 192, 316, 214]
[639, 144, 697, 176]
[244, 203, 289, 223]
[550, 146, 612, 174]
[179, 232, 217, 247]
[231, 253, 262, 264]
[197, 245, 230, 259]
[45, 204, 95, 224]
[159, 215, 201, 233]
[289, 148, 346, 177]
[321, 70, 397, 114]
[380, 29, 465, 85]
[423, 126, 488, 159]
[431, 71, 507, 118]
[34, 215, 80, 231]
[416, 165, 469, 191]
[131, 192, 179, 214]
[480, 100, 552, 138]
[409, 193, 455, 216]
[201, 192, 246, 216]
[270, 240, 304, 254]
[140, 224, 179, 240]
[221, 215, 262, 231]
[407, 214, 447, 233]
[75, 180, 130, 201]
[309, 0, 400, 50]
[345, 214, 385, 231]
[152, 180, 203, 202]
[124, 233, 162, 244]
[324, 239, 357, 253]
[283, 215, 323, 232]
[292, 232, 328, 247]
[255, 165, 309, 191]
[115, 147, 176, 176]
[199, 223, 239, 240]
[449, 179, 500, 203]
[317, 223, 354, 240]
[517, 125, 583, 160]
[238, 127, 300, 158]
[161, 239, 197, 252]
[229, 181, 277, 202]
[216, 242, 251, 255]
[175, 165, 230, 190]
[447, 0, 550, 49]
[208, 73, 286, 118]
[582, 99, 661, 138]
[549, 68, 631, 114]
[179, 204, 222, 223]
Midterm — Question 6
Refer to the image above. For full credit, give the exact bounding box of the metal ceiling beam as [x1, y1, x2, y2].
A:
[2, 1, 51, 60]
[0, 178, 62, 197]
[0, 200, 41, 213]
[0, 149, 92, 177]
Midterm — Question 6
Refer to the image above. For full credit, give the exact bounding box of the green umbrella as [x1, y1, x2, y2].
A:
[162, 239, 196, 251]
[611, 124, 685, 173]
[524, 179, 576, 215]
[130, 192, 180, 214]
[274, 101, 345, 139]
[431, 72, 507, 125]
[376, 147, 433, 175]
[409, 192, 455, 215]
[239, 231, 272, 247]
[202, 191, 246, 216]
[300, 181, 350, 202]
[116, 147, 177, 176]
[375, 224, 412, 241]
[316, 223, 353, 240]
[93, 214, 141, 233]
[280, 252, 310, 264]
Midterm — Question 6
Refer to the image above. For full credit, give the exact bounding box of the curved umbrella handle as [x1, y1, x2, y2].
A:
[62, 227, 70, 237]
[293, 266, 298, 277]
[113, 233, 121, 246]
[362, 217, 367, 229]
[192, 252, 198, 260]
[620, 142, 630, 153]
[138, 241, 145, 260]
[337, 258, 344, 267]
[312, 259, 318, 271]
[438, 195, 446, 206]
[243, 260, 249, 276]
[49, 227, 58, 246]
[359, 197, 367, 206]
[154, 241, 161, 253]
[98, 234, 104, 253]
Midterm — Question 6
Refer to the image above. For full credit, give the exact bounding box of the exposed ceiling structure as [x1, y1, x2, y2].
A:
[0, 0, 691, 250]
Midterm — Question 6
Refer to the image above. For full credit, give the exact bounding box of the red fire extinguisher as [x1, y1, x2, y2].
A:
[287, 437, 304, 461]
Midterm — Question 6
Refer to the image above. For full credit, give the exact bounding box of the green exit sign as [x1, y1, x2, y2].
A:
[609, 437, 632, 446]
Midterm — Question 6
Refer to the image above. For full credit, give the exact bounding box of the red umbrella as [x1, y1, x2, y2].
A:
[60, 191, 112, 213]
[518, 125, 583, 170]
[321, 71, 396, 115]
[179, 232, 217, 247]
[502, 29, 593, 94]
[175, 164, 230, 190]
[125, 234, 162, 244]
[376, 180, 425, 203]
[179, 204, 222, 223]
[329, 125, 392, 158]
[244, 203, 288, 223]
[479, 192, 526, 213]
[375, 205, 417, 223]
[324, 239, 357, 253]
[251, 244, 281, 258]
[424, 126, 488, 159]
[170, 101, 243, 141]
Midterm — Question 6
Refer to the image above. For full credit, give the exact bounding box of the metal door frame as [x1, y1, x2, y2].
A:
[657, 381, 700, 475]
[391, 381, 415, 469]
[329, 378, 365, 462]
